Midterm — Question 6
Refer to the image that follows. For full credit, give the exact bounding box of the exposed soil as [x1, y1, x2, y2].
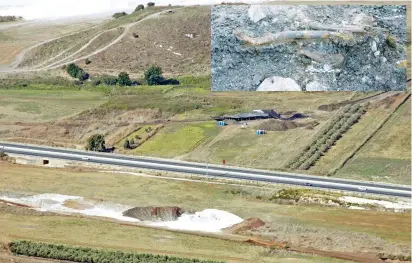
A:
[223, 218, 265, 234]
[258, 119, 317, 131]
[122, 206, 186, 221]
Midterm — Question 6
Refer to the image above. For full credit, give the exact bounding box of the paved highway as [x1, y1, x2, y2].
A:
[1, 142, 411, 198]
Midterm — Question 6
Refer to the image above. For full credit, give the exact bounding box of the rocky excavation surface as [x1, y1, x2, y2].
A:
[211, 5, 407, 91]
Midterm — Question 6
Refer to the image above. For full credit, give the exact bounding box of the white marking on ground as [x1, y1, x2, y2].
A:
[340, 196, 412, 210]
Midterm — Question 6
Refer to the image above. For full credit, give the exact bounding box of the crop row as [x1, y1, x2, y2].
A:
[286, 104, 365, 170]
[10, 240, 225, 263]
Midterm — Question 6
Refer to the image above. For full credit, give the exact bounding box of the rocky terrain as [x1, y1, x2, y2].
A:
[211, 5, 408, 91]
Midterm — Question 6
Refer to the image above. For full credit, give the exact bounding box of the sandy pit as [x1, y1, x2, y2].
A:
[0, 193, 244, 233]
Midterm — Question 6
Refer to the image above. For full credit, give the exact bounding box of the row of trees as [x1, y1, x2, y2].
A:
[0, 16, 23, 22]
[286, 104, 366, 170]
[10, 240, 225, 263]
[65, 62, 179, 87]
[112, 2, 156, 19]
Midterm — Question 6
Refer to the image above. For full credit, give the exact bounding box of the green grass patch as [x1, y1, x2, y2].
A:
[336, 157, 411, 184]
[132, 121, 220, 157]
[0, 87, 107, 122]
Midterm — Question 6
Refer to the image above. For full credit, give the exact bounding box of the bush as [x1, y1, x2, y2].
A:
[112, 12, 127, 19]
[147, 2, 155, 7]
[123, 139, 130, 149]
[99, 75, 118, 86]
[134, 4, 144, 12]
[66, 63, 81, 78]
[86, 134, 106, 152]
[10, 240, 225, 263]
[117, 72, 132, 86]
[76, 70, 89, 81]
[145, 65, 163, 84]
[85, 58, 91, 65]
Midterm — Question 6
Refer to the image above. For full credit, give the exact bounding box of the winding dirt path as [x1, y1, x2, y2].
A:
[0, 8, 183, 74]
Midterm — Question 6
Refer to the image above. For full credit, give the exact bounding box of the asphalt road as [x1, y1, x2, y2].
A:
[1, 142, 411, 198]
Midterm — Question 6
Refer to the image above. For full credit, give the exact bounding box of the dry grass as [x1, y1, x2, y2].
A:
[0, 43, 25, 65]
[87, 6, 211, 76]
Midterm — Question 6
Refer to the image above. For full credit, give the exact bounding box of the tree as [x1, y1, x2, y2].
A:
[66, 63, 80, 78]
[117, 72, 131, 86]
[134, 4, 144, 12]
[100, 75, 118, 86]
[112, 12, 127, 19]
[86, 134, 106, 152]
[123, 139, 130, 149]
[147, 2, 155, 7]
[144, 65, 164, 85]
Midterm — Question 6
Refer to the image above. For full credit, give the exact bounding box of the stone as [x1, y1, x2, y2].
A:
[256, 76, 301, 91]
[374, 50, 380, 57]
[306, 81, 329, 91]
[380, 56, 387, 63]
[247, 5, 281, 23]
[371, 41, 378, 52]
[323, 64, 333, 71]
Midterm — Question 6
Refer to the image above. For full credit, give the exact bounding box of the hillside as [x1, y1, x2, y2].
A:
[0, 6, 210, 77]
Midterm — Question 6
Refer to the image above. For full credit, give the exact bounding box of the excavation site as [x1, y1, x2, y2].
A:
[211, 4, 408, 91]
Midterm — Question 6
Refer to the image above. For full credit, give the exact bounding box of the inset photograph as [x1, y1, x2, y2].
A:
[211, 4, 408, 91]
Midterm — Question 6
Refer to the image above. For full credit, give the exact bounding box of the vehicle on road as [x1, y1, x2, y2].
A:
[81, 156, 90, 160]
[304, 182, 313, 186]
[358, 186, 368, 191]
[0, 146, 4, 149]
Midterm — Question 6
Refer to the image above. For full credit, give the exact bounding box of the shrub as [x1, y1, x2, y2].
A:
[135, 4, 144, 12]
[123, 139, 130, 149]
[99, 75, 118, 86]
[66, 63, 81, 78]
[10, 240, 225, 263]
[112, 12, 128, 19]
[147, 2, 155, 7]
[117, 72, 132, 86]
[86, 134, 106, 152]
[85, 58, 91, 65]
[145, 65, 163, 85]
[76, 70, 89, 81]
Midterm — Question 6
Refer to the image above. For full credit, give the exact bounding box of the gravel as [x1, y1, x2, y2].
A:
[211, 4, 407, 91]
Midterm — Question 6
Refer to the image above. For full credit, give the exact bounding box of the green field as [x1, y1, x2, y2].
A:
[133, 121, 220, 157]
[336, 98, 411, 184]
[0, 87, 107, 122]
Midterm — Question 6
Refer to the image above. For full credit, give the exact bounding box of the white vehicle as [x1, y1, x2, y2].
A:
[0, 146, 4, 149]
[358, 186, 367, 191]
[81, 156, 90, 161]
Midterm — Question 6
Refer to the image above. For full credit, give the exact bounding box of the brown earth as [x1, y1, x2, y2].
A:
[223, 218, 265, 234]
[258, 119, 318, 131]
[123, 206, 186, 221]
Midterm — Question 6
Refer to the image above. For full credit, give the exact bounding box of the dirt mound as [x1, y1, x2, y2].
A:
[258, 119, 313, 131]
[223, 218, 265, 234]
[123, 206, 185, 221]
